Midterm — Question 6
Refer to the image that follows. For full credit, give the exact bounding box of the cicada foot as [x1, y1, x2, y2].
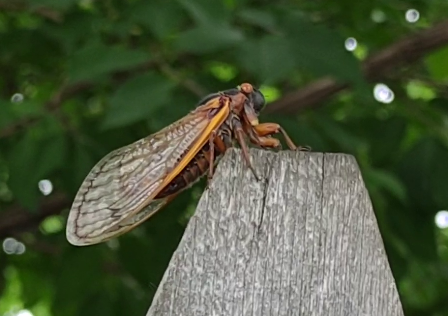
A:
[297, 145, 312, 152]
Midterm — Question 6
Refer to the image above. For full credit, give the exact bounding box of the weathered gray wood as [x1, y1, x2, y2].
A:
[146, 149, 404, 316]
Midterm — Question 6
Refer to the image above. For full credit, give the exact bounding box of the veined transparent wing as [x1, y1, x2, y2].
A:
[66, 101, 230, 246]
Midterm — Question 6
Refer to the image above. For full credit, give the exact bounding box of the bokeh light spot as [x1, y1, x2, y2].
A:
[2, 237, 26, 255]
[345, 37, 357, 51]
[435, 210, 448, 229]
[405, 9, 420, 23]
[371, 9, 386, 23]
[208, 62, 238, 82]
[11, 93, 24, 103]
[373, 83, 395, 104]
[38, 179, 53, 196]
[259, 85, 281, 103]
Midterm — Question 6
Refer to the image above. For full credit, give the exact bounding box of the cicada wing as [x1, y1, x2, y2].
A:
[107, 191, 180, 233]
[66, 98, 231, 246]
[71, 194, 177, 246]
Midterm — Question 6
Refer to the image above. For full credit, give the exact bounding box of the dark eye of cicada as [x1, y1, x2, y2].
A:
[251, 89, 266, 114]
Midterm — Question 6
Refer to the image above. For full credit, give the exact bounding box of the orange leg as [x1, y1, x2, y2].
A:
[207, 130, 231, 184]
[208, 130, 217, 183]
[253, 136, 281, 148]
[233, 120, 260, 180]
[244, 124, 282, 149]
[252, 123, 311, 151]
[207, 132, 229, 182]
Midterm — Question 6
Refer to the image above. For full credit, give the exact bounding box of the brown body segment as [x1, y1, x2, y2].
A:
[155, 142, 223, 198]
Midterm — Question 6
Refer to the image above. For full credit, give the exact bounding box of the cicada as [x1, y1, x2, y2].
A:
[66, 83, 304, 246]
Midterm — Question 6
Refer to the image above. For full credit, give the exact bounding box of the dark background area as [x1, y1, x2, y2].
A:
[1, 0, 448, 315]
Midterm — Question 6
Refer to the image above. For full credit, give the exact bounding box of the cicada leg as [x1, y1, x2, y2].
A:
[243, 122, 282, 150]
[208, 130, 227, 182]
[208, 130, 217, 182]
[206, 128, 232, 188]
[233, 118, 260, 181]
[252, 123, 311, 151]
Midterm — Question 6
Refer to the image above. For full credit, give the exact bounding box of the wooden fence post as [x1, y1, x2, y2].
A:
[146, 149, 404, 316]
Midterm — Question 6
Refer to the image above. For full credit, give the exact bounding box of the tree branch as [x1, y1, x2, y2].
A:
[0, 82, 92, 139]
[0, 58, 157, 139]
[266, 20, 448, 114]
[2, 21, 447, 138]
[0, 1, 63, 22]
[0, 193, 69, 239]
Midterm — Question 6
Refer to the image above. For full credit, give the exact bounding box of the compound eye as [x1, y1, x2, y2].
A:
[252, 89, 266, 113]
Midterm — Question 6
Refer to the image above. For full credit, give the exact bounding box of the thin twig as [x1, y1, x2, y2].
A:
[266, 20, 448, 114]
[0, 82, 92, 139]
[0, 193, 69, 239]
[0, 1, 63, 22]
[158, 62, 207, 97]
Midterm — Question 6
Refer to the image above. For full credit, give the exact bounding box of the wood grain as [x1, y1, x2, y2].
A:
[147, 149, 404, 316]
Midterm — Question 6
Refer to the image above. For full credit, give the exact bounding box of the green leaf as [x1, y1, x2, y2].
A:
[237, 9, 278, 32]
[429, 147, 448, 208]
[312, 115, 366, 153]
[0, 98, 45, 129]
[114, 286, 148, 316]
[364, 168, 407, 203]
[7, 134, 42, 209]
[282, 13, 363, 83]
[34, 133, 68, 180]
[127, 1, 186, 39]
[40, 215, 64, 234]
[69, 144, 97, 191]
[398, 137, 448, 209]
[67, 41, 150, 83]
[7, 130, 66, 209]
[176, 0, 230, 25]
[259, 85, 281, 103]
[175, 24, 244, 54]
[42, 14, 100, 52]
[79, 294, 115, 316]
[348, 116, 407, 165]
[406, 80, 436, 101]
[236, 35, 295, 84]
[207, 61, 238, 82]
[117, 234, 155, 288]
[53, 248, 104, 316]
[0, 100, 15, 129]
[17, 268, 52, 307]
[102, 72, 176, 129]
[30, 0, 77, 10]
[9, 100, 45, 118]
[429, 98, 448, 116]
[425, 46, 448, 82]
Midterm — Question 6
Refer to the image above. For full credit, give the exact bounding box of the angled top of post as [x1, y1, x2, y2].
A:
[147, 149, 404, 316]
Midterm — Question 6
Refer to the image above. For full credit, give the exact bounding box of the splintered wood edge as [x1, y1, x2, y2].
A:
[147, 149, 404, 316]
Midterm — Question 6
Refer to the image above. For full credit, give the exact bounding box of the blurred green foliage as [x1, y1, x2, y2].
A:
[0, 0, 448, 315]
